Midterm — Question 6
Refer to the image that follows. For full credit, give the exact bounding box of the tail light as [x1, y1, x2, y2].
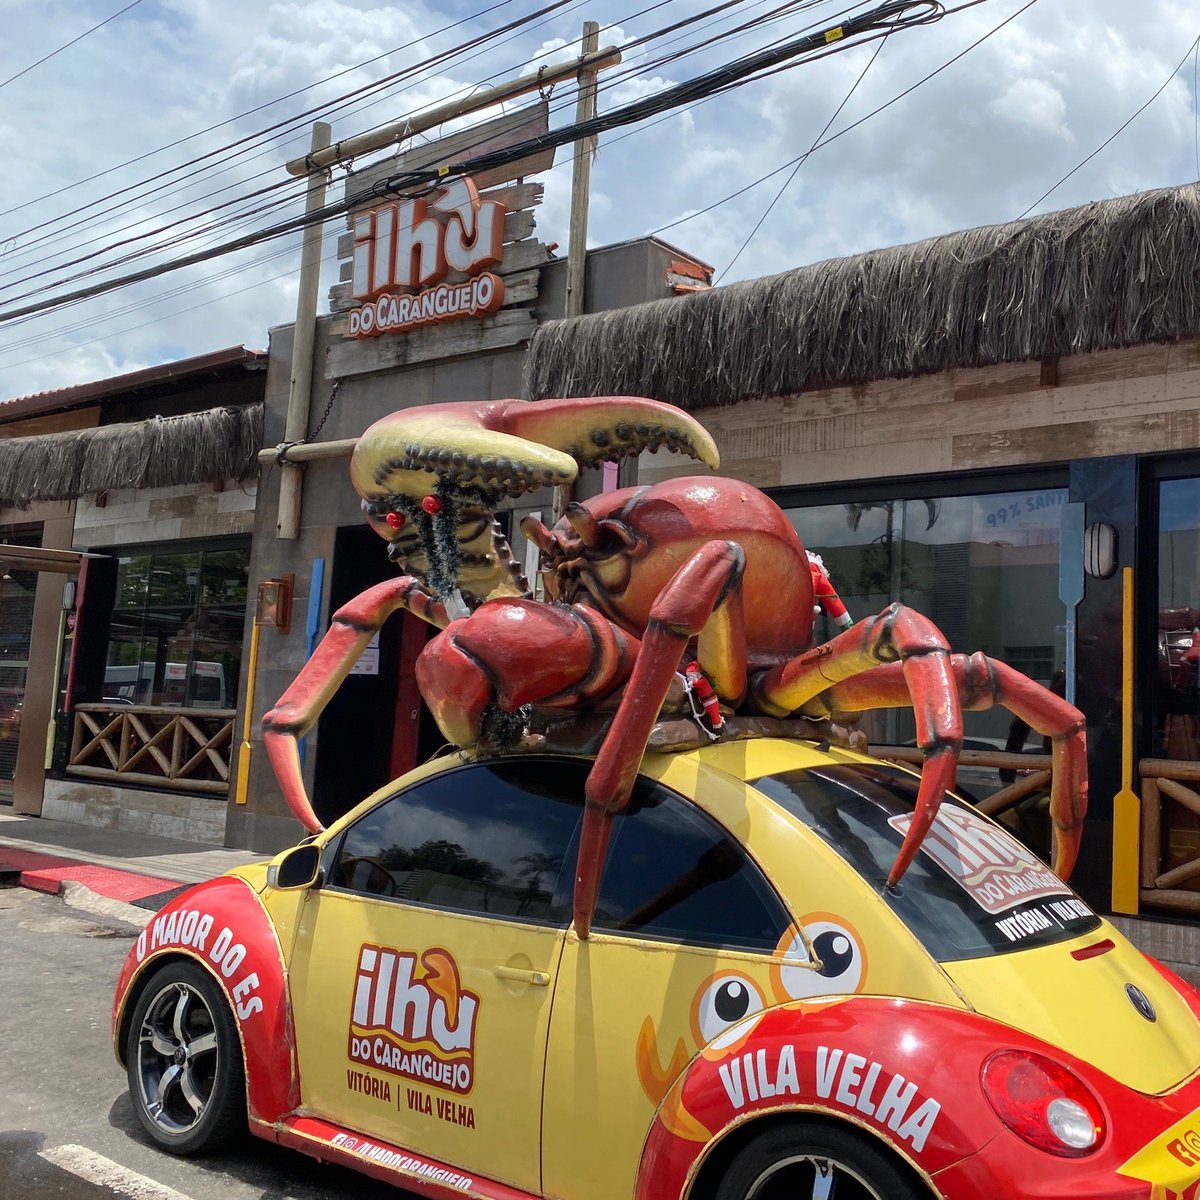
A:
[981, 1050, 1105, 1157]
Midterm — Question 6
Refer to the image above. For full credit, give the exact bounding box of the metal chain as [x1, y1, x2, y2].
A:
[274, 379, 342, 465]
[308, 379, 341, 441]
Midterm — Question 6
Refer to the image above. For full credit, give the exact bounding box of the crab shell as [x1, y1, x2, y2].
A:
[543, 478, 817, 663]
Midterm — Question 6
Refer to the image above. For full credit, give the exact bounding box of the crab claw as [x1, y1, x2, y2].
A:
[349, 396, 720, 509]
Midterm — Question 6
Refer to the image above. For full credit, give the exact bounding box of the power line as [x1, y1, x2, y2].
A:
[717, 27, 891, 281]
[1018, 29, 1200, 219]
[0, 1, 863, 360]
[0, 0, 574, 249]
[651, 0, 1036, 244]
[0, 0, 518, 220]
[0, 0, 857, 298]
[0, 0, 147, 91]
[0, 1, 949, 326]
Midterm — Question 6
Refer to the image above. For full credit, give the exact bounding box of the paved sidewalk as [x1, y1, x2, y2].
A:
[0, 808, 273, 926]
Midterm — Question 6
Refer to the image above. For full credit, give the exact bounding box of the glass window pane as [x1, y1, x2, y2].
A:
[752, 762, 1099, 961]
[594, 784, 790, 951]
[330, 759, 583, 925]
[787, 487, 1067, 760]
[99, 547, 247, 710]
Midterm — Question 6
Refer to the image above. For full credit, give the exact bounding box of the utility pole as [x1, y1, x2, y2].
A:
[566, 20, 601, 321]
[277, 121, 331, 540]
[554, 20, 602, 523]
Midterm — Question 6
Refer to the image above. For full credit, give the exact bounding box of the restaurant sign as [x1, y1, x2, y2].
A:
[346, 178, 506, 339]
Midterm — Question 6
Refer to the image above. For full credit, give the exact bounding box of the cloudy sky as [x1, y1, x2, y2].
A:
[0, 0, 1196, 399]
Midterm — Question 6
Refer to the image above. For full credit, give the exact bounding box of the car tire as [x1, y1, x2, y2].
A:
[714, 1120, 927, 1200]
[125, 960, 247, 1155]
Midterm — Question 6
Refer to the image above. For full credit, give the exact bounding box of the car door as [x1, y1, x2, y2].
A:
[286, 757, 583, 1194]
[541, 778, 806, 1200]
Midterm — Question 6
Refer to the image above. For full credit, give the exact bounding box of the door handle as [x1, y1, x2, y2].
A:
[494, 965, 550, 986]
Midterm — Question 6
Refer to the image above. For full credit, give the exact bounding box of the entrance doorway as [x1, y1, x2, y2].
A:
[312, 525, 440, 826]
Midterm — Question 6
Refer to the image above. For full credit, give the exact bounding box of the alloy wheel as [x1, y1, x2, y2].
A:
[133, 980, 221, 1136]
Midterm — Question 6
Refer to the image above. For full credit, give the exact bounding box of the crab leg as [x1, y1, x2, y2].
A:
[823, 652, 1088, 880]
[751, 603, 962, 888]
[575, 540, 747, 938]
[416, 598, 640, 747]
[262, 576, 449, 833]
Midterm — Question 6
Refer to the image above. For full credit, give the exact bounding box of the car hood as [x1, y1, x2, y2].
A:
[226, 862, 271, 892]
[941, 921, 1200, 1094]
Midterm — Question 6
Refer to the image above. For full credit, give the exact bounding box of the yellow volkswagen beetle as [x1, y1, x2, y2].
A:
[114, 737, 1200, 1200]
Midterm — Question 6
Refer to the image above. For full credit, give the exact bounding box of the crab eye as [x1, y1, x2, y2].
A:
[775, 919, 866, 999]
[695, 974, 765, 1044]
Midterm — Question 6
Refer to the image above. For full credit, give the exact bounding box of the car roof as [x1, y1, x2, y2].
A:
[322, 735, 863, 840]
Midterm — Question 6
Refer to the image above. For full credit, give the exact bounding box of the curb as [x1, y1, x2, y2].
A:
[60, 880, 153, 929]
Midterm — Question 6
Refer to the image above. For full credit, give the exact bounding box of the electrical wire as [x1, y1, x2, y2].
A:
[0, 0, 578, 258]
[0, 0, 147, 91]
[0, 0, 868, 360]
[0, 1, 946, 325]
[651, 0, 1036, 241]
[0, 0, 862, 295]
[0, 0, 521, 221]
[0, 0, 834, 280]
[0, 0, 725, 280]
[1018, 28, 1200, 219]
[716, 26, 891, 281]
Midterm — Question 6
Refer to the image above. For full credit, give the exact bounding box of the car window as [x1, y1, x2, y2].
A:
[329, 758, 585, 926]
[752, 762, 1101, 961]
[593, 780, 791, 952]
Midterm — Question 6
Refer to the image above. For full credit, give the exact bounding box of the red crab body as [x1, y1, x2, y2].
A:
[547, 477, 814, 663]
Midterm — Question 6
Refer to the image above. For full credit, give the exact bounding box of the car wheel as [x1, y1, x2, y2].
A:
[125, 961, 246, 1155]
[714, 1121, 927, 1200]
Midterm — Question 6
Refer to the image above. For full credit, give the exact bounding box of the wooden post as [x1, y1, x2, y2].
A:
[554, 20, 601, 523]
[283, 45, 620, 177]
[566, 21, 600, 321]
[276, 121, 332, 541]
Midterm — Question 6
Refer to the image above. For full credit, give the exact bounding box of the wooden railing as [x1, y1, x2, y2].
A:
[872, 745, 1053, 817]
[1139, 759, 1200, 914]
[67, 703, 236, 795]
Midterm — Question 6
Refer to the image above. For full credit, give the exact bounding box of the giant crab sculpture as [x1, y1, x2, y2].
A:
[263, 396, 1087, 937]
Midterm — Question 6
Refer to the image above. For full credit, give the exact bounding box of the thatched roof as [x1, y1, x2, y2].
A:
[0, 403, 264, 509]
[525, 183, 1200, 409]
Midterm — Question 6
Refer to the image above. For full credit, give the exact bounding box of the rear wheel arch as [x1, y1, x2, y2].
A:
[686, 1113, 936, 1200]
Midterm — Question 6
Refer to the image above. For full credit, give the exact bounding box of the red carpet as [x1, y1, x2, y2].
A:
[0, 847, 178, 902]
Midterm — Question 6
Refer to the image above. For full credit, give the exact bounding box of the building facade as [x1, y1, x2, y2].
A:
[0, 348, 266, 841]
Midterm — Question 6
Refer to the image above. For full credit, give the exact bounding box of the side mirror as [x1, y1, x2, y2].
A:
[267, 843, 322, 890]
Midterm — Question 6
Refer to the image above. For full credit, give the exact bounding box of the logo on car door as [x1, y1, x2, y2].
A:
[348, 943, 479, 1094]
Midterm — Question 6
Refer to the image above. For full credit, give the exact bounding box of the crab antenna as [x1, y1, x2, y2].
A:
[566, 503, 604, 550]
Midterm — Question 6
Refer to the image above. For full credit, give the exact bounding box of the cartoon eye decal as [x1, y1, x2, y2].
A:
[693, 973, 766, 1045]
[772, 916, 867, 1000]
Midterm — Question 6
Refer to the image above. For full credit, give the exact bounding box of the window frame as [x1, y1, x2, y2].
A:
[589, 776, 795, 955]
[321, 757, 588, 930]
[318, 757, 797, 952]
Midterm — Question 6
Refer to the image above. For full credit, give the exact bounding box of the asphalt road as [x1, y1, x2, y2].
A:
[0, 885, 413, 1200]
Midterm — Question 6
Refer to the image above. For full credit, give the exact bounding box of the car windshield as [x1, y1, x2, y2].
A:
[751, 761, 1100, 962]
